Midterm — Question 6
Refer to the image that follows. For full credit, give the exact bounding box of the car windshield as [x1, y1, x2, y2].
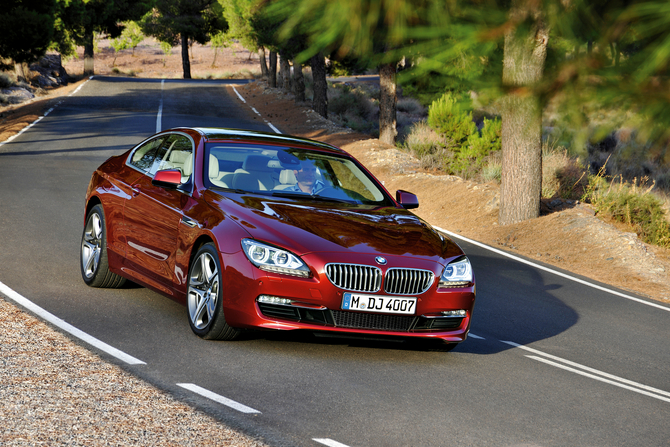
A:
[204, 143, 393, 206]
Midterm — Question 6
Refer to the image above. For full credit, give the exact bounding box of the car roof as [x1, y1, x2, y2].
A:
[173, 127, 346, 154]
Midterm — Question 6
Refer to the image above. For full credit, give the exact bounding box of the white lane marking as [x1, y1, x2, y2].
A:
[231, 86, 282, 134]
[436, 226, 670, 312]
[0, 281, 146, 365]
[266, 122, 282, 134]
[501, 340, 670, 402]
[0, 77, 92, 148]
[468, 333, 485, 339]
[156, 79, 164, 133]
[527, 356, 670, 403]
[232, 85, 246, 103]
[313, 439, 352, 447]
[176, 383, 261, 414]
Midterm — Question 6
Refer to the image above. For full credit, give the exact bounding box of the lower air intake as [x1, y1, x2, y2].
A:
[331, 310, 415, 331]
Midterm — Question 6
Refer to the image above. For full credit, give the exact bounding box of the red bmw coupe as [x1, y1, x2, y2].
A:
[81, 128, 475, 346]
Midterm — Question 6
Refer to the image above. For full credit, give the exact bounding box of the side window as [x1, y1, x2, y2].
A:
[129, 137, 164, 173]
[156, 134, 194, 182]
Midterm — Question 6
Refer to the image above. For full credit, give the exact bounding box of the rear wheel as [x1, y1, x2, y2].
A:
[80, 204, 126, 288]
[187, 243, 240, 340]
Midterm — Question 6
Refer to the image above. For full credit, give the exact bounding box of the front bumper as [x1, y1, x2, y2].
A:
[220, 250, 476, 342]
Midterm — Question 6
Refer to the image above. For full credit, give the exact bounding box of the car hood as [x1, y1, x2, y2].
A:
[206, 192, 463, 263]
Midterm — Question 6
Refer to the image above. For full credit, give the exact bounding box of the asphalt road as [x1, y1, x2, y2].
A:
[1, 77, 669, 447]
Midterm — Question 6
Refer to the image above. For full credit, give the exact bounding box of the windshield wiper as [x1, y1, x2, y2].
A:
[270, 191, 354, 204]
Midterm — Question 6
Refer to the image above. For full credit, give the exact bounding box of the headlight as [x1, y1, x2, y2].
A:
[241, 239, 310, 278]
[439, 256, 472, 288]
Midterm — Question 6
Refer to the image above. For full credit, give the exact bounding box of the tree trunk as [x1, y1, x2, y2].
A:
[277, 57, 284, 89]
[181, 34, 191, 79]
[268, 51, 277, 88]
[14, 62, 27, 83]
[499, 0, 549, 226]
[379, 62, 398, 145]
[83, 31, 94, 76]
[258, 47, 269, 78]
[279, 53, 291, 93]
[293, 58, 305, 103]
[311, 53, 328, 118]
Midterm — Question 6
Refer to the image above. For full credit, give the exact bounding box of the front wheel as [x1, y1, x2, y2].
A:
[80, 204, 126, 288]
[187, 243, 240, 340]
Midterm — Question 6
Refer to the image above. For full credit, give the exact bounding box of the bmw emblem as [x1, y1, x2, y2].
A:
[375, 256, 387, 265]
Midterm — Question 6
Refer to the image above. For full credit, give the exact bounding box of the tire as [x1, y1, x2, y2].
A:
[80, 204, 126, 288]
[187, 243, 240, 340]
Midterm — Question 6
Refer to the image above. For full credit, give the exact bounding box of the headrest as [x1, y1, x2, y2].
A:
[209, 154, 220, 178]
[279, 169, 297, 185]
[183, 153, 193, 176]
[243, 155, 272, 171]
[169, 150, 189, 163]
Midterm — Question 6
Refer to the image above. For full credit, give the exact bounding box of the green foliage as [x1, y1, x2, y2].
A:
[582, 172, 670, 248]
[0, 0, 57, 64]
[455, 118, 502, 172]
[141, 0, 221, 46]
[110, 35, 130, 66]
[427, 92, 476, 144]
[404, 91, 502, 177]
[218, 0, 258, 52]
[121, 21, 144, 54]
[160, 41, 172, 66]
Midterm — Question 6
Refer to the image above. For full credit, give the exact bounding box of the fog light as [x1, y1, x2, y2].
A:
[257, 295, 293, 305]
[441, 310, 467, 317]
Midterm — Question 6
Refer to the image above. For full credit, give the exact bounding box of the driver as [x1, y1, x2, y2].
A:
[286, 160, 325, 194]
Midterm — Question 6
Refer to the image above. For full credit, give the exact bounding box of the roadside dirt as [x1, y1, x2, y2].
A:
[3, 40, 669, 303]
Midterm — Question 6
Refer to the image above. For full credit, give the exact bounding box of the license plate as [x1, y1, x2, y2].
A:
[341, 293, 417, 315]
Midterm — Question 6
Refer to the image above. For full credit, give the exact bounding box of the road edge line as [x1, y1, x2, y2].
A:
[0, 280, 146, 365]
[436, 226, 670, 312]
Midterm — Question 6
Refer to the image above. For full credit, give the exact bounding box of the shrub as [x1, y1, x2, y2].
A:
[582, 173, 670, 248]
[453, 117, 502, 174]
[397, 97, 425, 115]
[424, 91, 502, 178]
[541, 146, 588, 199]
[427, 92, 476, 144]
[328, 83, 377, 132]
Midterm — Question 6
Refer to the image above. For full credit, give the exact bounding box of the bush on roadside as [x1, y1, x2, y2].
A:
[406, 91, 502, 178]
[328, 83, 379, 134]
[582, 171, 670, 248]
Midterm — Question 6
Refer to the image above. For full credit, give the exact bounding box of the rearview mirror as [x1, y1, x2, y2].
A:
[152, 169, 182, 189]
[396, 190, 419, 209]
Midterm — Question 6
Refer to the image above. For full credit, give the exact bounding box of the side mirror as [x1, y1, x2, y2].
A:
[152, 169, 182, 189]
[396, 190, 419, 209]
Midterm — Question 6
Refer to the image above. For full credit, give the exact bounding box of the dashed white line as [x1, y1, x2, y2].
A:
[436, 226, 670, 313]
[156, 79, 164, 133]
[231, 85, 282, 134]
[266, 122, 282, 134]
[176, 383, 261, 413]
[502, 340, 670, 403]
[313, 438, 352, 447]
[0, 280, 146, 365]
